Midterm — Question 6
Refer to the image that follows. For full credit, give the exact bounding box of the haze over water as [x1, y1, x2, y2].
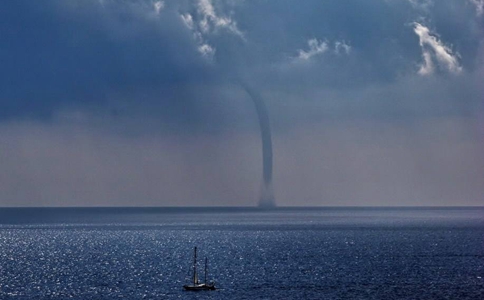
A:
[1, 207, 483, 299]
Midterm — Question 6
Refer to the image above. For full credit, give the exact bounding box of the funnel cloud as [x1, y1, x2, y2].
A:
[241, 83, 275, 208]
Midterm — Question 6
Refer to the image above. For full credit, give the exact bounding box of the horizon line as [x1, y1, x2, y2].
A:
[1, 205, 482, 210]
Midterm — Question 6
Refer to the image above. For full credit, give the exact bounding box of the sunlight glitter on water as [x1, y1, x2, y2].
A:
[1, 208, 483, 299]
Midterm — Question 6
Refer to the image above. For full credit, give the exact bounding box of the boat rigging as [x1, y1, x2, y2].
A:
[183, 247, 216, 291]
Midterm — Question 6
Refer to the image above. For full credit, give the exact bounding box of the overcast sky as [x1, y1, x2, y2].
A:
[1, 0, 483, 207]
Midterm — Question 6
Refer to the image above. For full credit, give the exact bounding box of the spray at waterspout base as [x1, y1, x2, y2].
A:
[258, 182, 275, 208]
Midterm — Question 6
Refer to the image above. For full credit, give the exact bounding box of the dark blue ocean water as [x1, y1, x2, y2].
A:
[1, 207, 483, 299]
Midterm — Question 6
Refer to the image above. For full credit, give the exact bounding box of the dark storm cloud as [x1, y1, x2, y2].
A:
[207, 0, 483, 128]
[1, 0, 483, 206]
[233, 0, 478, 80]
[0, 0, 222, 126]
[1, 0, 482, 125]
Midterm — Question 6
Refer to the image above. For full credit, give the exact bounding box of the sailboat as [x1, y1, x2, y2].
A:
[183, 247, 216, 291]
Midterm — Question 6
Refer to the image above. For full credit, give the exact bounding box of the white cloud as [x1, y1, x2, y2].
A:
[418, 51, 434, 75]
[179, 0, 244, 61]
[469, 0, 484, 16]
[335, 41, 351, 55]
[153, 1, 164, 15]
[413, 23, 462, 75]
[407, 0, 434, 11]
[296, 39, 329, 61]
[180, 13, 216, 60]
[295, 39, 351, 61]
[198, 43, 216, 59]
[181, 13, 194, 30]
[197, 0, 244, 38]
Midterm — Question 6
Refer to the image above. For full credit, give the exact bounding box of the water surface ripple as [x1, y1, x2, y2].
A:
[1, 208, 483, 299]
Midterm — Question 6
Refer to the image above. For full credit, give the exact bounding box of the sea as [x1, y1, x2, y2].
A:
[0, 207, 483, 299]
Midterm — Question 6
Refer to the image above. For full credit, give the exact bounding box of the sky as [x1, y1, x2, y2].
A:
[1, 0, 483, 207]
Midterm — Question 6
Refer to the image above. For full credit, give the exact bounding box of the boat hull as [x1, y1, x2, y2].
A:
[183, 283, 216, 291]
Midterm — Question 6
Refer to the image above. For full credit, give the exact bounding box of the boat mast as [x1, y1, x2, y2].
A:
[204, 257, 208, 284]
[193, 247, 198, 284]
